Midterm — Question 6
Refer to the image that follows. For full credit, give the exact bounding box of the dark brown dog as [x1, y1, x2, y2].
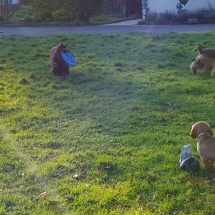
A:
[190, 46, 215, 75]
[50, 43, 70, 76]
[190, 121, 215, 170]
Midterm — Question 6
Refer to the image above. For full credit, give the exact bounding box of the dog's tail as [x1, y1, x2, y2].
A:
[198, 45, 204, 54]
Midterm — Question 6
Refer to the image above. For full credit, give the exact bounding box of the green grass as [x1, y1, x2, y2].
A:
[1, 32, 215, 214]
[89, 14, 128, 24]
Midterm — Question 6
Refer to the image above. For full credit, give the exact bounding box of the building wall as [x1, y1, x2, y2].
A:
[148, 0, 213, 13]
[12, 0, 19, 4]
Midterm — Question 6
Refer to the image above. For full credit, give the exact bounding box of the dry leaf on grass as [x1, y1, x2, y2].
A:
[40, 192, 48, 197]
[81, 162, 89, 169]
[73, 172, 87, 180]
[138, 194, 144, 204]
[0, 135, 3, 142]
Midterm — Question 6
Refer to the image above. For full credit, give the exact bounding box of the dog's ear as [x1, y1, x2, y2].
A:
[190, 128, 196, 139]
[57, 43, 68, 53]
[198, 45, 203, 54]
[197, 58, 205, 67]
[190, 122, 198, 139]
[203, 122, 213, 136]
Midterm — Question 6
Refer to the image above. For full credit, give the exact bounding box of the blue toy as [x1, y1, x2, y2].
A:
[179, 145, 200, 172]
[62, 52, 77, 66]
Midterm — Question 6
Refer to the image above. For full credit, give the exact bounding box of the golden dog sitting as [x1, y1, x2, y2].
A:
[190, 121, 215, 170]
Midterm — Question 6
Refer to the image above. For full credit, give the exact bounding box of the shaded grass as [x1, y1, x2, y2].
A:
[89, 13, 126, 24]
[1, 32, 215, 214]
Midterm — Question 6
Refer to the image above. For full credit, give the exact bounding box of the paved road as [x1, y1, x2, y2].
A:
[0, 23, 215, 36]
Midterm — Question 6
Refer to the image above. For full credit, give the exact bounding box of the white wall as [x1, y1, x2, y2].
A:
[148, 0, 212, 13]
[12, 0, 19, 4]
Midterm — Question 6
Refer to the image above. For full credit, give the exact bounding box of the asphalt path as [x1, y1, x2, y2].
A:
[0, 23, 215, 36]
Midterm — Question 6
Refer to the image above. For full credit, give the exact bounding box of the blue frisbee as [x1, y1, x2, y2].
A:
[62, 52, 77, 66]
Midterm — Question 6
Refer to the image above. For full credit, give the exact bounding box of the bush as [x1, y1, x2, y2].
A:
[146, 10, 189, 24]
[175, 10, 189, 23]
[31, 0, 54, 22]
[53, 9, 76, 22]
[0, 0, 25, 22]
[31, 0, 103, 22]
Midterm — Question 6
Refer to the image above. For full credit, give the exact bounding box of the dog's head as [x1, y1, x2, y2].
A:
[190, 60, 204, 75]
[57, 43, 69, 53]
[190, 121, 213, 139]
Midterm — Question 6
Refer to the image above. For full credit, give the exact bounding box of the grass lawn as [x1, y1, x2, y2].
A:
[1, 32, 215, 214]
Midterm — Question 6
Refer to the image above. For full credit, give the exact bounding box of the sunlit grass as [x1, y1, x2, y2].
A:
[1, 32, 215, 214]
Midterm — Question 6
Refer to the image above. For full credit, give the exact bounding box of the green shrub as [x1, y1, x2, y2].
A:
[53, 9, 75, 22]
[31, 0, 54, 22]
[0, 1, 25, 22]
[175, 10, 189, 23]
[146, 10, 189, 24]
[31, 0, 103, 22]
